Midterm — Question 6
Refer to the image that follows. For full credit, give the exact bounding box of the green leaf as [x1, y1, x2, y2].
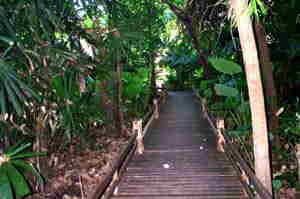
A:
[203, 88, 213, 98]
[0, 36, 15, 46]
[4, 79, 23, 115]
[0, 166, 13, 199]
[83, 16, 94, 29]
[6, 75, 25, 101]
[272, 179, 283, 191]
[0, 7, 17, 39]
[10, 151, 47, 160]
[228, 130, 248, 137]
[228, 125, 251, 137]
[290, 127, 300, 136]
[6, 143, 31, 157]
[0, 85, 8, 114]
[209, 100, 239, 110]
[5, 162, 30, 198]
[4, 139, 26, 154]
[296, 183, 300, 192]
[52, 75, 64, 98]
[9, 74, 41, 102]
[238, 101, 250, 113]
[214, 84, 239, 97]
[209, 57, 242, 75]
[12, 160, 44, 185]
[1, 46, 14, 58]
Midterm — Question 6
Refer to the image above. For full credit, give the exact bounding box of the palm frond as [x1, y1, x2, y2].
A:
[0, 59, 39, 115]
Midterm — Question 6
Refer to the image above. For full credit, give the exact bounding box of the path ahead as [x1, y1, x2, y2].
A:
[111, 91, 248, 199]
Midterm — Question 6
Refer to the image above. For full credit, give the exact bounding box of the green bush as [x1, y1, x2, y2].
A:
[123, 68, 151, 117]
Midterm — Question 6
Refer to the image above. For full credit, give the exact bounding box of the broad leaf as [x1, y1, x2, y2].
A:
[5, 162, 30, 198]
[0, 59, 39, 115]
[0, 166, 13, 199]
[5, 143, 31, 157]
[209, 57, 242, 75]
[52, 75, 65, 98]
[4, 140, 29, 155]
[10, 151, 47, 160]
[228, 130, 249, 137]
[12, 160, 44, 185]
[0, 85, 7, 114]
[272, 179, 283, 191]
[4, 79, 23, 115]
[209, 100, 239, 110]
[214, 84, 239, 97]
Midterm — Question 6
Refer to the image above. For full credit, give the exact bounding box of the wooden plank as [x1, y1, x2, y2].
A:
[109, 91, 248, 199]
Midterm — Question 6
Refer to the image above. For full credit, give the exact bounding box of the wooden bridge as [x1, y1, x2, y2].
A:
[110, 91, 249, 199]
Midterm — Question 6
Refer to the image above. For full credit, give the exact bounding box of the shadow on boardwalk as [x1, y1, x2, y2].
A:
[111, 91, 248, 199]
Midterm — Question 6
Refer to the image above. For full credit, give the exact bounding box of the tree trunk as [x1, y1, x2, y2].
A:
[150, 54, 157, 102]
[111, 30, 125, 136]
[230, 0, 273, 194]
[254, 21, 279, 132]
[175, 66, 183, 90]
[198, 55, 210, 80]
[182, 26, 211, 80]
[162, 0, 210, 79]
[114, 61, 124, 136]
[99, 81, 114, 121]
[188, 27, 210, 79]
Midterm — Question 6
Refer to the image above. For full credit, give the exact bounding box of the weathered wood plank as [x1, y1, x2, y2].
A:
[110, 91, 248, 199]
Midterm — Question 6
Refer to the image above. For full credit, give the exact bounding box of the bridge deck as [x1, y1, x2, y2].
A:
[111, 91, 248, 199]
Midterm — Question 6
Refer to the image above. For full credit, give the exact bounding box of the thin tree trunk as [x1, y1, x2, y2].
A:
[111, 30, 125, 136]
[162, 0, 210, 79]
[150, 59, 157, 99]
[114, 61, 124, 136]
[254, 21, 279, 132]
[230, 0, 273, 194]
[188, 27, 210, 79]
[198, 55, 210, 80]
[148, 52, 156, 100]
[175, 67, 183, 90]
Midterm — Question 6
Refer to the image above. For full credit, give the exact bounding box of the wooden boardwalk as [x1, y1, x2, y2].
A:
[111, 91, 248, 199]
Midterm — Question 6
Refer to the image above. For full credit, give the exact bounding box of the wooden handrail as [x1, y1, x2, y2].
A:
[88, 134, 137, 199]
[90, 91, 167, 199]
[197, 95, 273, 199]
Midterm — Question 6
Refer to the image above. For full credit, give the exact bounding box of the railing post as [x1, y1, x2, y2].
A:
[201, 98, 208, 119]
[112, 170, 119, 195]
[240, 168, 250, 185]
[216, 118, 225, 152]
[153, 99, 159, 119]
[133, 119, 144, 154]
[296, 144, 300, 182]
[162, 90, 167, 104]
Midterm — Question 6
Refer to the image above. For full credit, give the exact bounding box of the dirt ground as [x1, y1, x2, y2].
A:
[27, 126, 131, 199]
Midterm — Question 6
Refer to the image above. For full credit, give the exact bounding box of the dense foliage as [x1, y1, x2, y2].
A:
[0, 0, 300, 198]
[0, 0, 166, 197]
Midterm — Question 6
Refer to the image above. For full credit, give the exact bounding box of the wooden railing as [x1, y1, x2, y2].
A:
[89, 90, 167, 199]
[196, 93, 273, 199]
